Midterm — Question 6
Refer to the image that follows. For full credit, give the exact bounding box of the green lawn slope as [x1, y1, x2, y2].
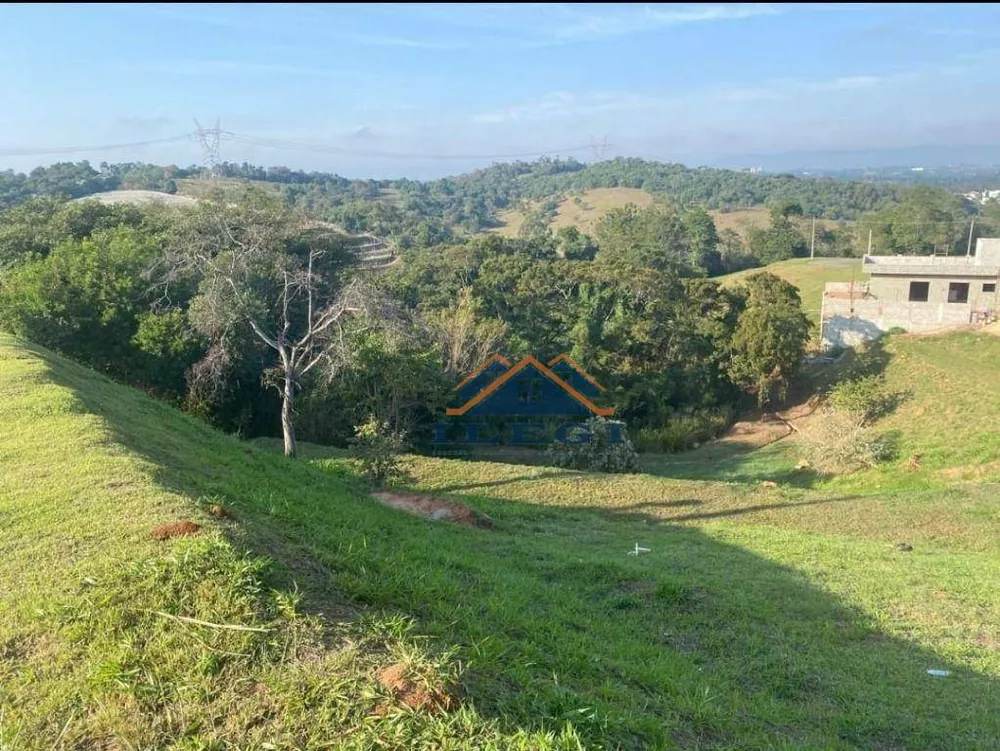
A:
[3, 331, 1000, 749]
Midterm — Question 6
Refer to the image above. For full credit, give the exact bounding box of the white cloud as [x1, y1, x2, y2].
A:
[364, 3, 784, 48]
[553, 4, 780, 41]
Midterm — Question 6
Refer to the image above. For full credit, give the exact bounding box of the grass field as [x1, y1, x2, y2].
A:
[708, 208, 847, 239]
[3, 331, 1000, 749]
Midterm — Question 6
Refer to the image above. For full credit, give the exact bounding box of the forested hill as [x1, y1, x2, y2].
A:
[436, 157, 904, 218]
[2, 155, 905, 222]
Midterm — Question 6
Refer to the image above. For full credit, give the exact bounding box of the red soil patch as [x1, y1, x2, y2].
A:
[376, 662, 454, 714]
[208, 504, 235, 520]
[150, 521, 202, 541]
[371, 492, 493, 529]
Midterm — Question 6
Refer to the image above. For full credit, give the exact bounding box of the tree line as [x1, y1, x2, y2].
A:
[0, 190, 814, 457]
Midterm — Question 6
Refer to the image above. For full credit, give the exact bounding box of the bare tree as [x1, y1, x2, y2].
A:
[424, 287, 509, 378]
[162, 188, 386, 457]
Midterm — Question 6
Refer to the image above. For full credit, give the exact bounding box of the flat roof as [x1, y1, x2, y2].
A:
[862, 255, 999, 278]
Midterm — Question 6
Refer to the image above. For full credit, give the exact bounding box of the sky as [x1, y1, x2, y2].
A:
[2, 3, 1000, 178]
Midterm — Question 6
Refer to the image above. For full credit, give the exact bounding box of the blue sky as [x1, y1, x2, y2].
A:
[2, 3, 1000, 178]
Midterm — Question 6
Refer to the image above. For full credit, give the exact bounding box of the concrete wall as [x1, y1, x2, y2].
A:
[977, 238, 1000, 265]
[868, 275, 998, 309]
[820, 277, 999, 350]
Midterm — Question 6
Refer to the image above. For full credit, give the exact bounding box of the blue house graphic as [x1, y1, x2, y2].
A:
[447, 354, 613, 418]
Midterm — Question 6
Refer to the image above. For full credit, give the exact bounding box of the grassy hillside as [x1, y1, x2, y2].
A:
[3, 331, 1000, 748]
[708, 208, 848, 239]
[493, 187, 657, 237]
[491, 195, 853, 259]
[720, 257, 860, 327]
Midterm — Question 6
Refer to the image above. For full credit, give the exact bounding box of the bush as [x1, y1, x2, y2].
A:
[827, 374, 904, 426]
[546, 417, 640, 473]
[634, 408, 732, 453]
[350, 415, 409, 487]
[802, 410, 899, 472]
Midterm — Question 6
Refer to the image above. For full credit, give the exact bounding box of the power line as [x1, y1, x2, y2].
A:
[219, 130, 599, 161]
[0, 134, 192, 157]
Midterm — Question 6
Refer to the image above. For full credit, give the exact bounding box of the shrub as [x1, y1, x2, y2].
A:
[546, 417, 640, 474]
[827, 374, 904, 426]
[801, 410, 899, 472]
[350, 415, 409, 488]
[634, 408, 732, 453]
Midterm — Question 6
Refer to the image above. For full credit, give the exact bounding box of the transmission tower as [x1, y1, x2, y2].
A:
[590, 135, 611, 161]
[193, 118, 222, 176]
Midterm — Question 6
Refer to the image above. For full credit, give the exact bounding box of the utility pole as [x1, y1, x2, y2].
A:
[810, 216, 816, 259]
[967, 217, 976, 257]
[867, 228, 873, 256]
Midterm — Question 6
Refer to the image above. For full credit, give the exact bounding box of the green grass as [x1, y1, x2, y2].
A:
[3, 331, 1000, 749]
[719, 257, 860, 329]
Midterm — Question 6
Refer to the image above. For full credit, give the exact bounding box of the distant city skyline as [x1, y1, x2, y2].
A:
[3, 3, 1000, 178]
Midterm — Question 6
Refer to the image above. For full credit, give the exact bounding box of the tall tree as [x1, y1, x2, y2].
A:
[164, 187, 384, 457]
[727, 273, 811, 406]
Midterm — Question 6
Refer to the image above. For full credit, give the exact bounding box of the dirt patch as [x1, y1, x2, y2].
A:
[719, 414, 793, 449]
[150, 521, 202, 541]
[778, 394, 823, 422]
[371, 492, 493, 529]
[376, 662, 454, 714]
[936, 460, 1000, 482]
[208, 504, 235, 520]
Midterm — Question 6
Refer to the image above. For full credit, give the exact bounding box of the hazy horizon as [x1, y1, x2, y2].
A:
[3, 3, 1000, 179]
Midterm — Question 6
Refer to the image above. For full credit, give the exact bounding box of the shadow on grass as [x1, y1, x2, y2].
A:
[428, 472, 572, 493]
[640, 440, 834, 488]
[591, 494, 862, 526]
[33, 342, 999, 750]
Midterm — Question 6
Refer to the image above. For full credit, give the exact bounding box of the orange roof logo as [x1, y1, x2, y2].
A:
[446, 354, 613, 417]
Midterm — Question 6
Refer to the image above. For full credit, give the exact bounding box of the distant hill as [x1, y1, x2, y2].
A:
[2, 156, 910, 247]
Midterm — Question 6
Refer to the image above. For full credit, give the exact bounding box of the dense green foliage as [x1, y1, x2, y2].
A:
[727, 273, 812, 406]
[0, 191, 816, 450]
[826, 372, 907, 426]
[3, 153, 981, 452]
[545, 416, 640, 473]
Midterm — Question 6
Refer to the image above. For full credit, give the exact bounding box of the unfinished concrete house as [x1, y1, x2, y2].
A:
[820, 238, 1000, 349]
